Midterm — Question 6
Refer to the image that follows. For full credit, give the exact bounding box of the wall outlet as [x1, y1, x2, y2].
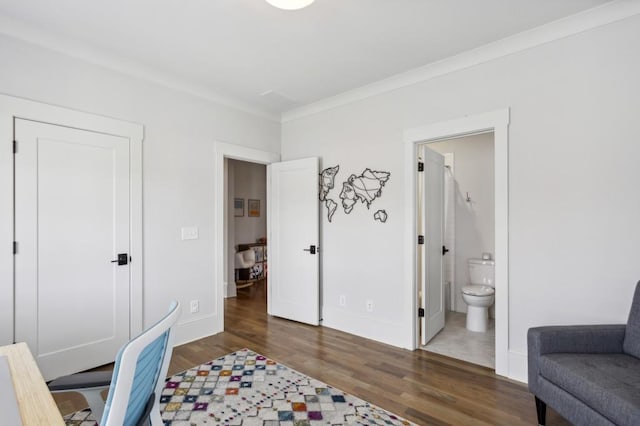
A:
[339, 295, 346, 307]
[181, 226, 199, 240]
[190, 299, 199, 314]
[365, 299, 374, 312]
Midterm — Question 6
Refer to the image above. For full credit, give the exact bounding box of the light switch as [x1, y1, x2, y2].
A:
[181, 226, 199, 240]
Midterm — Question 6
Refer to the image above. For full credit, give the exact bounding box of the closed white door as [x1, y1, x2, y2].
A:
[267, 157, 319, 326]
[14, 119, 130, 380]
[421, 146, 445, 345]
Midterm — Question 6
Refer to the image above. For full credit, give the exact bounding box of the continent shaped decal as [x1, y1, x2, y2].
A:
[339, 168, 391, 214]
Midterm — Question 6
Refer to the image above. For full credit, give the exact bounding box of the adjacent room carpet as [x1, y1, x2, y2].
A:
[64, 348, 414, 425]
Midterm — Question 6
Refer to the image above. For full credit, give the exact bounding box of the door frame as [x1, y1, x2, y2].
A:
[404, 108, 509, 376]
[0, 94, 144, 346]
[213, 141, 279, 330]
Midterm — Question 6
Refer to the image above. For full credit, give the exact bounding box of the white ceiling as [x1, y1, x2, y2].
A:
[0, 0, 612, 117]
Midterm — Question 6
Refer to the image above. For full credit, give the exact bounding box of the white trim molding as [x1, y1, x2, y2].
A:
[1, 3, 637, 125]
[213, 142, 279, 331]
[0, 15, 280, 123]
[404, 109, 511, 378]
[283, 1, 640, 122]
[0, 93, 144, 345]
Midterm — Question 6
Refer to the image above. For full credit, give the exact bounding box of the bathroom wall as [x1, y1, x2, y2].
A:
[429, 133, 495, 314]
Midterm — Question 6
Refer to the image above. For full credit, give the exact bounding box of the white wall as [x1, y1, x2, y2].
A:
[0, 34, 280, 346]
[430, 133, 495, 313]
[281, 15, 640, 379]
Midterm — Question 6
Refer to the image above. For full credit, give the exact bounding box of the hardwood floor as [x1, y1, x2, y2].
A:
[54, 283, 570, 425]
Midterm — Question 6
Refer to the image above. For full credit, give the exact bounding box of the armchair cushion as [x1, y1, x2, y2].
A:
[624, 282, 640, 358]
[539, 353, 640, 426]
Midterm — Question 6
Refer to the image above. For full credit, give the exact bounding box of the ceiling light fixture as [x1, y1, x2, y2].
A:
[265, 0, 315, 11]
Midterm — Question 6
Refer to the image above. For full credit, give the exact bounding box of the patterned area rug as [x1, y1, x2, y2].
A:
[64, 348, 414, 425]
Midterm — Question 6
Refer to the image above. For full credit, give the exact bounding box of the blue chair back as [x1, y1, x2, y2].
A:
[100, 301, 180, 426]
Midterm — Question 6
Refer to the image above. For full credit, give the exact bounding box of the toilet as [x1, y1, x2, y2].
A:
[461, 258, 495, 332]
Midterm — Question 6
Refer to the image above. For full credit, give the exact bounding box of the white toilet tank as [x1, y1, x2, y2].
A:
[468, 258, 495, 287]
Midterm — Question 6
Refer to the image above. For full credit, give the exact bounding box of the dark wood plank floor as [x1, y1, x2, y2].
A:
[54, 283, 569, 425]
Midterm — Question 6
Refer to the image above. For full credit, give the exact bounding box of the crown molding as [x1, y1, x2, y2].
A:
[2, 1, 638, 126]
[282, 0, 640, 123]
[0, 15, 280, 123]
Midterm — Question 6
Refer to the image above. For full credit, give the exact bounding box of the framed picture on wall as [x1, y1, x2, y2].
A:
[234, 198, 244, 217]
[248, 199, 260, 217]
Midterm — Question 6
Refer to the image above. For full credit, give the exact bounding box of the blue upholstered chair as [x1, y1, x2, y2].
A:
[49, 301, 181, 425]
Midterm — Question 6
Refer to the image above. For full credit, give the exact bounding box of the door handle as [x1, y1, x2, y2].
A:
[442, 246, 449, 256]
[303, 245, 317, 255]
[110, 253, 129, 265]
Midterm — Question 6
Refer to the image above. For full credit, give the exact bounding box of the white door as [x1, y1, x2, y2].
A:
[14, 119, 131, 380]
[420, 146, 445, 345]
[267, 157, 319, 326]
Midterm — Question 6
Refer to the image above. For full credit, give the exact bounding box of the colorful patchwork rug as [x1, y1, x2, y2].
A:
[64, 348, 414, 425]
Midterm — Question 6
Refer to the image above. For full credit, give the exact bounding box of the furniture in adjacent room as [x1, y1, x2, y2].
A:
[0, 342, 65, 425]
[235, 243, 267, 289]
[527, 281, 640, 426]
[48, 301, 181, 425]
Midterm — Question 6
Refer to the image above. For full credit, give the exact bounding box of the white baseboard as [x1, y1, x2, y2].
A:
[507, 350, 528, 383]
[322, 306, 413, 349]
[224, 280, 237, 298]
[172, 314, 222, 348]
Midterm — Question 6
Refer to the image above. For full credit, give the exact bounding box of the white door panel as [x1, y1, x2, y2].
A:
[14, 119, 130, 380]
[421, 146, 445, 345]
[268, 157, 319, 326]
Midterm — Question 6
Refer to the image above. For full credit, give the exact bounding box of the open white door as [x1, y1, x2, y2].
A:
[267, 157, 320, 326]
[420, 146, 445, 345]
[14, 119, 131, 380]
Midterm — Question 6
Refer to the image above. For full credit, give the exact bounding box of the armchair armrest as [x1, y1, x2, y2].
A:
[527, 324, 626, 391]
[48, 370, 112, 391]
[48, 371, 112, 421]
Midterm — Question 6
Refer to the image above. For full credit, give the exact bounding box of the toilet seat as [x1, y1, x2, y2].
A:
[461, 284, 495, 297]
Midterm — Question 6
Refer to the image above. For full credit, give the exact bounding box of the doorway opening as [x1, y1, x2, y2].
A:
[418, 132, 496, 369]
[213, 141, 278, 333]
[215, 144, 321, 332]
[404, 109, 509, 377]
[225, 159, 268, 310]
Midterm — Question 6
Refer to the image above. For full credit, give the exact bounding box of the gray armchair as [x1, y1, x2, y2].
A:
[528, 281, 640, 425]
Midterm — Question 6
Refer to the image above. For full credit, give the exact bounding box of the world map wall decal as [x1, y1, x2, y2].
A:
[319, 165, 391, 223]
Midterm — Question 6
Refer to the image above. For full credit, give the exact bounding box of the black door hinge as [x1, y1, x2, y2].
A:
[418, 235, 424, 245]
[13, 140, 17, 154]
[418, 308, 425, 317]
[13, 241, 17, 254]
[417, 162, 424, 172]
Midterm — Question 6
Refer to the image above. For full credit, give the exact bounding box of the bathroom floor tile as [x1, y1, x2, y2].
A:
[422, 311, 495, 369]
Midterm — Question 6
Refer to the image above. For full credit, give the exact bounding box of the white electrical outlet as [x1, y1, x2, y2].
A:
[190, 299, 199, 313]
[366, 299, 374, 312]
[339, 295, 346, 307]
[181, 226, 199, 240]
